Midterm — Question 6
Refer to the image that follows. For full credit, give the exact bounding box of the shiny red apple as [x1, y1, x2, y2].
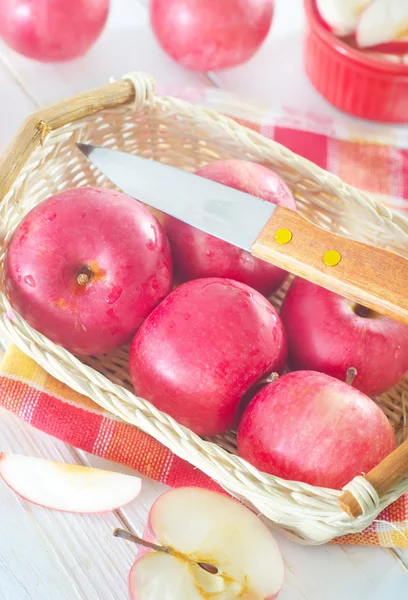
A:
[5, 187, 173, 356]
[0, 0, 109, 62]
[150, 0, 274, 71]
[237, 370, 396, 489]
[164, 160, 297, 296]
[129, 277, 287, 436]
[280, 278, 408, 396]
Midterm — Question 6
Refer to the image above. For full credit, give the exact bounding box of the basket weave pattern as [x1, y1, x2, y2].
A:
[0, 72, 407, 544]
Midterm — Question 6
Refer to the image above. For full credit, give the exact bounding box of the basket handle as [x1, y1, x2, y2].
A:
[338, 438, 408, 518]
[0, 73, 154, 204]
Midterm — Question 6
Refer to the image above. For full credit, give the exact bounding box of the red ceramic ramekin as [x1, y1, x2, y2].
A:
[304, 0, 408, 122]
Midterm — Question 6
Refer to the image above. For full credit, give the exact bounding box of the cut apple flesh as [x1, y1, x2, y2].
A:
[129, 487, 284, 599]
[356, 0, 408, 48]
[316, 0, 373, 36]
[0, 453, 142, 513]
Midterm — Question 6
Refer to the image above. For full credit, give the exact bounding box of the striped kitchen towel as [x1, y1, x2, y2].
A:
[0, 344, 407, 548]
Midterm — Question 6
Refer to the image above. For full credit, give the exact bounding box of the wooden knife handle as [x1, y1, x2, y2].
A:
[251, 206, 408, 325]
[338, 439, 408, 518]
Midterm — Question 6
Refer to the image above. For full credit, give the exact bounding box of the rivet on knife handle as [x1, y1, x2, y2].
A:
[323, 250, 341, 267]
[251, 205, 408, 326]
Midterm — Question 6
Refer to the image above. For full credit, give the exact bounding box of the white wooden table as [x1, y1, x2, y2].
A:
[0, 1, 407, 598]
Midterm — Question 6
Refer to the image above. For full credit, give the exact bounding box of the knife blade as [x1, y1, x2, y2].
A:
[77, 143, 408, 325]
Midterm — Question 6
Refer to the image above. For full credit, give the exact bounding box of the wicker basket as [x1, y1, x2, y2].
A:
[1, 72, 408, 545]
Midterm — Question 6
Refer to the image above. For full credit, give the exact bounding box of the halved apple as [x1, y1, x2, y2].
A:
[128, 487, 284, 599]
[356, 0, 408, 49]
[0, 452, 142, 513]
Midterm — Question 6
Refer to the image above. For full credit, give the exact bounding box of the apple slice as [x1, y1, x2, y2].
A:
[0, 453, 142, 513]
[316, 0, 373, 36]
[356, 0, 408, 49]
[128, 487, 284, 599]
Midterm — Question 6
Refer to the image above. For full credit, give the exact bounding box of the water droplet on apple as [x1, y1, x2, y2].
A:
[107, 286, 123, 304]
[45, 212, 56, 222]
[24, 275, 36, 287]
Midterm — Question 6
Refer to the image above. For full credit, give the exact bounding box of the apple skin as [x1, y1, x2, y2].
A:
[237, 370, 396, 489]
[280, 278, 408, 396]
[164, 160, 297, 296]
[4, 187, 173, 356]
[129, 277, 287, 436]
[150, 0, 274, 71]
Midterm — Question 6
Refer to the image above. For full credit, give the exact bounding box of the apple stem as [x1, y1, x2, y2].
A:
[346, 367, 358, 386]
[259, 372, 279, 385]
[113, 528, 169, 553]
[113, 528, 219, 575]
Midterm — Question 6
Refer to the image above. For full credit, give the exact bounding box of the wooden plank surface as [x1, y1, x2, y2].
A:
[0, 1, 407, 598]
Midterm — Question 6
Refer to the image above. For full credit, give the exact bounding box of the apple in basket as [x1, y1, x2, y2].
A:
[164, 159, 297, 296]
[237, 370, 396, 489]
[280, 278, 408, 396]
[125, 487, 285, 600]
[4, 187, 173, 356]
[129, 277, 287, 436]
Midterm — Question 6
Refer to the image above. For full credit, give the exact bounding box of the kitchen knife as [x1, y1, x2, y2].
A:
[77, 143, 408, 325]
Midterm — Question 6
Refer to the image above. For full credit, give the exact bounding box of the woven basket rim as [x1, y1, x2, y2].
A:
[1, 71, 407, 545]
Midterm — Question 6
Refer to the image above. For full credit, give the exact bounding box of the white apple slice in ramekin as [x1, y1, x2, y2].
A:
[316, 0, 373, 36]
[356, 0, 408, 49]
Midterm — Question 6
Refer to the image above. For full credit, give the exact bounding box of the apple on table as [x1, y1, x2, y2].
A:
[0, 0, 110, 62]
[0, 453, 142, 513]
[150, 0, 274, 71]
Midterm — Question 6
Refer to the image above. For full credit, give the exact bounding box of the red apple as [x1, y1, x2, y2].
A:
[129, 278, 287, 436]
[0, 0, 109, 62]
[150, 0, 274, 71]
[280, 277, 408, 396]
[237, 370, 396, 489]
[164, 160, 297, 296]
[5, 187, 173, 356]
